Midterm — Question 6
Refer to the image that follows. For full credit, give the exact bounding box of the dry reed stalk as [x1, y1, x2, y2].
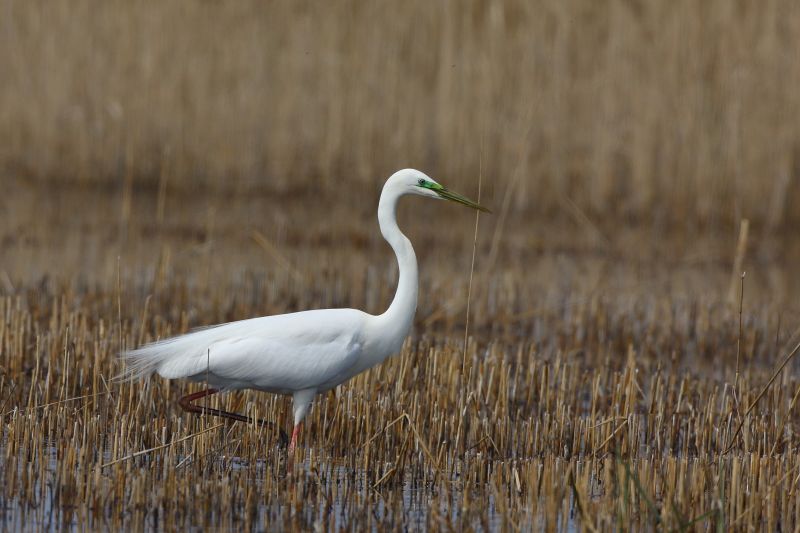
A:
[728, 220, 749, 305]
[2, 171, 799, 530]
[461, 148, 483, 398]
[6, 2, 800, 225]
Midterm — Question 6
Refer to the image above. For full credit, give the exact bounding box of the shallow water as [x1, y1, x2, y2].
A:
[1, 442, 578, 532]
[2, 180, 798, 531]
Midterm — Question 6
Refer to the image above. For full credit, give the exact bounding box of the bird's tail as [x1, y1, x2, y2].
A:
[114, 338, 179, 383]
[114, 326, 222, 383]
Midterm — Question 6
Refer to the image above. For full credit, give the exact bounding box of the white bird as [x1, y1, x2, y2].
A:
[119, 169, 489, 452]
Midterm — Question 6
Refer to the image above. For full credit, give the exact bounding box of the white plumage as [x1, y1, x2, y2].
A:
[119, 168, 489, 451]
[124, 310, 369, 392]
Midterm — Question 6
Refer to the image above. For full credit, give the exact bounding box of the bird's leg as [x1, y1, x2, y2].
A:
[288, 389, 315, 456]
[178, 388, 219, 412]
[178, 388, 289, 446]
[286, 423, 302, 471]
[288, 423, 302, 454]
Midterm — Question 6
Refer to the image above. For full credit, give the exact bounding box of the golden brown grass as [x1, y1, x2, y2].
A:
[2, 175, 800, 530]
[2, 0, 800, 227]
[3, 1, 800, 528]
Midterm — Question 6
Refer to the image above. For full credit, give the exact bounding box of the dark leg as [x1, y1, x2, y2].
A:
[178, 388, 289, 446]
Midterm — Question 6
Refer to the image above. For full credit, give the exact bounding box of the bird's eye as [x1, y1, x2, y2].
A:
[418, 179, 427, 187]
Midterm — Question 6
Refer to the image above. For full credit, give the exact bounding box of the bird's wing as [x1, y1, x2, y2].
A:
[195, 329, 364, 392]
[119, 309, 368, 392]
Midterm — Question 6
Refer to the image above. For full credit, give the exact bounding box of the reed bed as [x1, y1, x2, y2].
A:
[3, 0, 800, 227]
[3, 2, 800, 529]
[2, 176, 800, 531]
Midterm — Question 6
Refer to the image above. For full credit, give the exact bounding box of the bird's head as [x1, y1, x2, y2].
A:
[389, 168, 491, 213]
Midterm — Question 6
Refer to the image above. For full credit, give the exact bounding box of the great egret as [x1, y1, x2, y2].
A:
[120, 169, 490, 452]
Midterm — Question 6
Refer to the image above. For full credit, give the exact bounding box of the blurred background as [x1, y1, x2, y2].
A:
[2, 0, 799, 229]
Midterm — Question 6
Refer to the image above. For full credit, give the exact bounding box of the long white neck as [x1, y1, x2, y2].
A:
[372, 183, 418, 352]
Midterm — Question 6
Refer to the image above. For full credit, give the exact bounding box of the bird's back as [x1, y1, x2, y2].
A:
[119, 308, 371, 394]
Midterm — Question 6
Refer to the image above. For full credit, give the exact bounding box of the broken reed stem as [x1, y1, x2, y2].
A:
[568, 464, 599, 533]
[728, 218, 748, 417]
[117, 255, 123, 350]
[724, 336, 800, 453]
[734, 271, 745, 398]
[102, 423, 224, 468]
[592, 419, 629, 455]
[769, 380, 800, 456]
[2, 391, 112, 417]
[363, 413, 443, 477]
[728, 219, 749, 305]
